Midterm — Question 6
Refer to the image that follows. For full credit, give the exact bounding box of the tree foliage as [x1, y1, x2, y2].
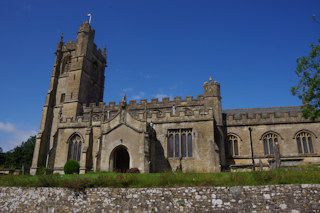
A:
[291, 39, 320, 121]
[1, 136, 36, 169]
[64, 160, 80, 174]
[0, 147, 4, 166]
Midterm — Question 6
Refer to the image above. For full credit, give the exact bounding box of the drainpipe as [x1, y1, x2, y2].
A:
[248, 127, 255, 171]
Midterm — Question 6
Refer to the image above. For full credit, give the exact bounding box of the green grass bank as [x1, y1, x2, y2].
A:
[1, 169, 320, 189]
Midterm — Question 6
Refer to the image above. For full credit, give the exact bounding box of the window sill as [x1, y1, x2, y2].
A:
[168, 157, 194, 160]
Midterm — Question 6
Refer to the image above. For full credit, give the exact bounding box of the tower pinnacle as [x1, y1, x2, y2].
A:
[60, 33, 64, 42]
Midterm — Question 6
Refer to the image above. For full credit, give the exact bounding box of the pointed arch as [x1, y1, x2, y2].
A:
[109, 145, 130, 172]
[293, 129, 317, 139]
[293, 130, 316, 154]
[67, 133, 84, 162]
[260, 131, 282, 156]
[226, 132, 243, 141]
[260, 131, 283, 140]
[225, 133, 241, 157]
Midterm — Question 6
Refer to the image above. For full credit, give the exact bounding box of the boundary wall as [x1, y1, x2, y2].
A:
[0, 184, 319, 212]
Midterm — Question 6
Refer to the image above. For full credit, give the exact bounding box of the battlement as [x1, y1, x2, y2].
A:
[64, 40, 76, 50]
[78, 93, 214, 123]
[81, 95, 207, 112]
[114, 95, 206, 109]
[91, 43, 106, 62]
[223, 106, 318, 126]
[59, 116, 90, 125]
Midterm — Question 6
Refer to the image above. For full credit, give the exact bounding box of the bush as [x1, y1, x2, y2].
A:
[127, 168, 140, 173]
[36, 167, 52, 175]
[64, 160, 80, 174]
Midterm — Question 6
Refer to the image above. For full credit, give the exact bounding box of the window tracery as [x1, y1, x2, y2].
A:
[168, 129, 193, 158]
[226, 134, 239, 157]
[262, 133, 279, 155]
[296, 132, 314, 154]
[68, 134, 82, 161]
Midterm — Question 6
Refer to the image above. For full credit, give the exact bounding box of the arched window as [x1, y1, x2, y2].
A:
[67, 134, 83, 161]
[168, 129, 193, 158]
[226, 134, 239, 157]
[296, 132, 314, 154]
[61, 56, 71, 74]
[263, 133, 279, 155]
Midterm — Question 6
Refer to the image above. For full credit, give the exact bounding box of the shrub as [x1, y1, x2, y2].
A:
[127, 168, 140, 173]
[64, 160, 80, 174]
[36, 167, 52, 175]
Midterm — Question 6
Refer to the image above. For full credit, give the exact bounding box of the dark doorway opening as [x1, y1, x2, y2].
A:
[113, 147, 129, 172]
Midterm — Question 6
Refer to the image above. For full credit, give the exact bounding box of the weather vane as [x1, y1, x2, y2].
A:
[87, 13, 92, 24]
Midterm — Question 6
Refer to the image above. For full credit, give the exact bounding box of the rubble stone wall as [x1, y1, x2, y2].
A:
[0, 184, 319, 212]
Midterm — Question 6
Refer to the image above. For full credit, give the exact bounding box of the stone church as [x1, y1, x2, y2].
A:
[31, 22, 320, 175]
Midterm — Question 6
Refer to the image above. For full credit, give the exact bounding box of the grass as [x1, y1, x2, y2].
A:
[0, 169, 320, 189]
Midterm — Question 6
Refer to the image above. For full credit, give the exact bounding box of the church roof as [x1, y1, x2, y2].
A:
[222, 106, 302, 116]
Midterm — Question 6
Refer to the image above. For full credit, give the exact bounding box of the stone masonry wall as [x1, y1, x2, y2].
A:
[0, 184, 319, 212]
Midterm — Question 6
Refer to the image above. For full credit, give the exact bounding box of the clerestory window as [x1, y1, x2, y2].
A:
[67, 134, 82, 162]
[296, 132, 314, 154]
[168, 129, 193, 158]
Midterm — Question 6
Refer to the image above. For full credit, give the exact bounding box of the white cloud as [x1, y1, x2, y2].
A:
[122, 88, 133, 92]
[131, 91, 145, 100]
[0, 121, 37, 152]
[155, 94, 169, 100]
[0, 122, 16, 132]
[155, 94, 173, 101]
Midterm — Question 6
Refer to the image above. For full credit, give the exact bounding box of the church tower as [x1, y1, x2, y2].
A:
[30, 21, 106, 175]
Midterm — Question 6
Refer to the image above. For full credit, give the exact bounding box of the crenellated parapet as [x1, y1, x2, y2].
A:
[223, 106, 320, 126]
[91, 43, 106, 63]
[100, 95, 206, 110]
[77, 94, 215, 123]
[64, 40, 76, 51]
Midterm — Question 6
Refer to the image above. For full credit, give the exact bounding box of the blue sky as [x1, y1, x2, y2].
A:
[0, 0, 319, 151]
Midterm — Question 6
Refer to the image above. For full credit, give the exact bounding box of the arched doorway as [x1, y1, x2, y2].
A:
[110, 146, 129, 172]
